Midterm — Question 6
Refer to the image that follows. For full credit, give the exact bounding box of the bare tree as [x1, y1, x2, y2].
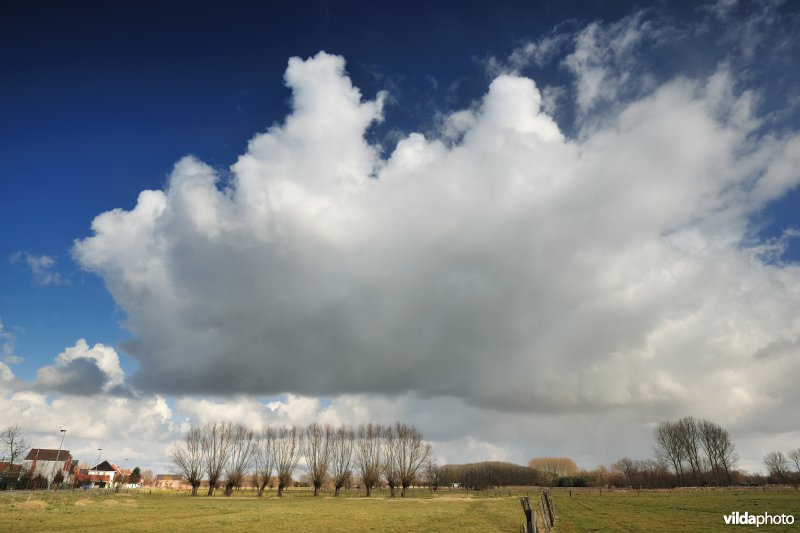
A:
[614, 457, 639, 487]
[142, 469, 155, 487]
[424, 459, 442, 492]
[223, 424, 256, 496]
[253, 428, 275, 497]
[274, 426, 302, 497]
[675, 417, 703, 485]
[394, 423, 431, 497]
[305, 423, 333, 496]
[789, 448, 800, 477]
[763, 451, 790, 484]
[356, 423, 382, 497]
[718, 433, 737, 484]
[698, 419, 722, 485]
[201, 422, 235, 496]
[171, 427, 204, 496]
[382, 424, 401, 497]
[330, 425, 354, 496]
[654, 421, 686, 486]
[1, 425, 30, 474]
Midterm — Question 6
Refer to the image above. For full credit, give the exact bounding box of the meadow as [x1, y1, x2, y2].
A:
[0, 486, 797, 532]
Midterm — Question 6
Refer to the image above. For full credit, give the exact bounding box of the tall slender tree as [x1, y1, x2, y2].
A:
[201, 422, 235, 496]
[305, 422, 333, 496]
[223, 424, 256, 496]
[253, 428, 275, 497]
[356, 423, 382, 497]
[676, 417, 703, 485]
[654, 421, 686, 486]
[394, 423, 431, 497]
[330, 425, 354, 496]
[382, 424, 401, 497]
[170, 427, 204, 496]
[274, 427, 302, 497]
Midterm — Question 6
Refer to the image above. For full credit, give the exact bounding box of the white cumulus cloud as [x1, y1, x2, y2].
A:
[71, 47, 800, 435]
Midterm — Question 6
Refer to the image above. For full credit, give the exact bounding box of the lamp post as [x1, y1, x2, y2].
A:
[96, 449, 102, 489]
[53, 429, 66, 488]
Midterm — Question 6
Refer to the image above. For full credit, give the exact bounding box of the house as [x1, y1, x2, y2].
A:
[0, 461, 22, 489]
[86, 460, 123, 488]
[22, 449, 73, 487]
[155, 474, 186, 490]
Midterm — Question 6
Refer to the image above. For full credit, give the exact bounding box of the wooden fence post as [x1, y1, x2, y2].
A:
[520, 497, 537, 533]
[543, 490, 555, 527]
[538, 499, 550, 533]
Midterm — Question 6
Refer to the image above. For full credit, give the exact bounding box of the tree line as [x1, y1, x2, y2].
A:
[440, 461, 542, 489]
[170, 421, 432, 497]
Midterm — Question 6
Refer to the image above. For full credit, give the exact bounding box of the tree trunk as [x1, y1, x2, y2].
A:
[401, 485, 408, 497]
[257, 482, 267, 497]
[278, 484, 284, 497]
[389, 484, 396, 497]
[207, 484, 214, 496]
[225, 482, 234, 496]
[334, 485, 341, 496]
[191, 483, 199, 496]
[313, 483, 321, 496]
[365, 484, 372, 497]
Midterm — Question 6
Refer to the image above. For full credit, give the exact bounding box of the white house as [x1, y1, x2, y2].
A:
[22, 449, 73, 487]
[86, 460, 122, 488]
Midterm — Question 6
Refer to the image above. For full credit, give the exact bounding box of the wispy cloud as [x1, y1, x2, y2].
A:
[9, 252, 64, 286]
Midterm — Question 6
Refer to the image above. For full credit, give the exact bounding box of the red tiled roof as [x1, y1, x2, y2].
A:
[91, 460, 119, 473]
[24, 449, 72, 462]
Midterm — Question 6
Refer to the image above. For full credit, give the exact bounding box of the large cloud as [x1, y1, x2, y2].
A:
[74, 31, 800, 445]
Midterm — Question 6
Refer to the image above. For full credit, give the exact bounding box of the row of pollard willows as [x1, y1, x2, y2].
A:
[519, 490, 555, 533]
[170, 421, 433, 497]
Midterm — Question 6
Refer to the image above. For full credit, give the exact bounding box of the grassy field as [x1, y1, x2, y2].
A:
[0, 487, 797, 531]
[554, 488, 799, 532]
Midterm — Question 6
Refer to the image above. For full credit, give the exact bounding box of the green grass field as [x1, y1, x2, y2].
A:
[1, 487, 797, 531]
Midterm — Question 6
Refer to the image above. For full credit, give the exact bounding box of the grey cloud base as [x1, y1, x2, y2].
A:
[73, 46, 800, 431]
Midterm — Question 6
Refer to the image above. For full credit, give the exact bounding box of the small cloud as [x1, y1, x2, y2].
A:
[35, 339, 126, 395]
[3, 355, 23, 365]
[9, 252, 64, 286]
[0, 318, 19, 360]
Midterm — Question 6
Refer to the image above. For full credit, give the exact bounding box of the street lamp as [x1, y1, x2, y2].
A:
[95, 448, 102, 489]
[53, 429, 66, 488]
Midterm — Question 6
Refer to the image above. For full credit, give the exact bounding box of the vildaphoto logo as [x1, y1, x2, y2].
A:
[723, 511, 795, 527]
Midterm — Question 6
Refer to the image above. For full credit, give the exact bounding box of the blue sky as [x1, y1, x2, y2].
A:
[1, 1, 799, 472]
